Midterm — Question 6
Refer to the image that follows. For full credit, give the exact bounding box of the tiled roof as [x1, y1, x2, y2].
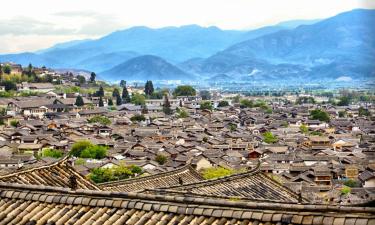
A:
[99, 165, 203, 192]
[0, 157, 99, 190]
[0, 183, 374, 225]
[155, 163, 303, 203]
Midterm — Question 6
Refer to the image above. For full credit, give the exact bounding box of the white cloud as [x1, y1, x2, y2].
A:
[0, 0, 374, 53]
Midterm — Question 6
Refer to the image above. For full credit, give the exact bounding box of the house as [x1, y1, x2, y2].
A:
[0, 158, 23, 169]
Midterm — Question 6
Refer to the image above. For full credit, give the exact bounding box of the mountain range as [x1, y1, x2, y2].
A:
[0, 9, 374, 83]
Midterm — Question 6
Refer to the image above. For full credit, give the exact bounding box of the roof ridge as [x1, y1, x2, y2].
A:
[0, 182, 374, 215]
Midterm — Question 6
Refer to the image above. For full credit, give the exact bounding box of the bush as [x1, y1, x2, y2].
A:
[88, 164, 143, 183]
[310, 109, 330, 122]
[75, 158, 86, 165]
[173, 85, 196, 97]
[42, 148, 64, 158]
[341, 186, 351, 195]
[131, 93, 146, 105]
[87, 115, 111, 125]
[70, 140, 107, 159]
[240, 99, 253, 108]
[263, 131, 278, 144]
[177, 109, 189, 118]
[130, 114, 146, 122]
[202, 167, 235, 180]
[200, 101, 213, 110]
[10, 120, 19, 127]
[155, 154, 168, 165]
[217, 100, 229, 107]
[344, 179, 358, 188]
[300, 125, 309, 134]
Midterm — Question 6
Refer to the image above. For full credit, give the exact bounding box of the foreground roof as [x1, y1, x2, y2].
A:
[0, 157, 99, 190]
[153, 163, 302, 203]
[98, 165, 203, 192]
[0, 183, 374, 225]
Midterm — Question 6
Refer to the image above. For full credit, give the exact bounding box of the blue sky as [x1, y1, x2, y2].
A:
[0, 0, 374, 53]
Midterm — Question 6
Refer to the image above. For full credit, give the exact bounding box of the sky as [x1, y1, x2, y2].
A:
[0, 0, 374, 53]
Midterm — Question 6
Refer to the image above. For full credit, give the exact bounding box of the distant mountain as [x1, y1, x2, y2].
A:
[205, 74, 232, 83]
[101, 55, 193, 81]
[192, 9, 375, 81]
[275, 19, 322, 29]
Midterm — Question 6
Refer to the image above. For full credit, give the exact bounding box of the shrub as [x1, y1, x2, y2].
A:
[70, 140, 93, 157]
[300, 125, 309, 134]
[177, 109, 189, 118]
[80, 145, 107, 159]
[173, 85, 196, 97]
[88, 164, 143, 183]
[344, 179, 358, 188]
[42, 148, 64, 158]
[202, 167, 235, 180]
[341, 186, 351, 195]
[10, 120, 19, 127]
[87, 115, 111, 125]
[155, 154, 168, 165]
[310, 109, 330, 122]
[263, 131, 278, 144]
[130, 114, 146, 122]
[75, 158, 86, 165]
[240, 99, 253, 108]
[200, 101, 213, 110]
[217, 100, 229, 107]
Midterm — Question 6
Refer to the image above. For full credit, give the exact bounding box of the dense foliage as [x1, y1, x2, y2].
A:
[42, 148, 64, 158]
[310, 109, 330, 122]
[131, 93, 146, 105]
[87, 115, 111, 125]
[217, 100, 229, 107]
[263, 131, 278, 144]
[155, 154, 168, 165]
[89, 164, 143, 183]
[70, 140, 107, 159]
[200, 101, 213, 110]
[130, 114, 146, 122]
[173, 85, 196, 96]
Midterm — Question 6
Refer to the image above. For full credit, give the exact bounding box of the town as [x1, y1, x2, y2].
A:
[0, 61, 373, 210]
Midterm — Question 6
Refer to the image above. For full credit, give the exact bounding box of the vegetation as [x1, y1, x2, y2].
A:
[130, 114, 146, 122]
[217, 100, 229, 107]
[89, 163, 143, 183]
[310, 109, 330, 122]
[341, 186, 351, 195]
[199, 90, 211, 100]
[70, 140, 107, 159]
[163, 94, 173, 115]
[131, 93, 146, 105]
[41, 148, 64, 158]
[200, 101, 213, 110]
[96, 86, 105, 97]
[76, 75, 86, 84]
[87, 115, 111, 125]
[359, 107, 371, 117]
[173, 85, 196, 96]
[337, 96, 351, 106]
[75, 158, 86, 165]
[108, 98, 113, 106]
[155, 154, 168, 165]
[338, 111, 347, 118]
[300, 125, 309, 134]
[263, 131, 278, 144]
[296, 96, 315, 104]
[75, 95, 84, 106]
[344, 179, 358, 188]
[177, 108, 189, 118]
[202, 167, 235, 180]
[98, 97, 104, 107]
[240, 99, 253, 108]
[90, 72, 96, 83]
[122, 85, 131, 103]
[10, 120, 19, 127]
[144, 80, 154, 96]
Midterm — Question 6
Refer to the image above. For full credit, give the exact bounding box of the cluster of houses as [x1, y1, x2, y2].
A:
[0, 80, 374, 205]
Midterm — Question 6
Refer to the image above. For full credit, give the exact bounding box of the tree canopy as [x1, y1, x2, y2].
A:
[75, 95, 84, 106]
[310, 109, 330, 122]
[144, 80, 154, 96]
[173, 85, 196, 96]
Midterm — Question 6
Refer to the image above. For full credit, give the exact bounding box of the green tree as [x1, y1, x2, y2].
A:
[75, 95, 84, 106]
[130, 114, 146, 122]
[300, 125, 309, 134]
[232, 95, 240, 103]
[131, 93, 146, 105]
[263, 131, 278, 144]
[90, 72, 96, 83]
[155, 154, 168, 165]
[88, 115, 111, 125]
[112, 88, 120, 98]
[108, 98, 113, 106]
[76, 75, 86, 84]
[359, 107, 371, 117]
[10, 120, 19, 127]
[163, 94, 173, 115]
[338, 111, 347, 118]
[70, 140, 93, 157]
[217, 100, 229, 107]
[337, 96, 351, 106]
[177, 109, 189, 118]
[3, 65, 11, 74]
[116, 95, 122, 106]
[120, 80, 126, 87]
[1, 81, 17, 91]
[122, 85, 131, 103]
[144, 80, 154, 96]
[173, 85, 196, 96]
[341, 186, 351, 195]
[42, 148, 64, 158]
[199, 90, 211, 100]
[240, 99, 253, 108]
[98, 97, 104, 107]
[96, 86, 104, 97]
[310, 109, 330, 122]
[200, 101, 213, 110]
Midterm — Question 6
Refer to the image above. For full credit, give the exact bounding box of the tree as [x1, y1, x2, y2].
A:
[90, 72, 96, 83]
[199, 90, 211, 100]
[177, 109, 189, 118]
[144, 80, 154, 96]
[112, 88, 120, 98]
[10, 120, 19, 127]
[76, 75, 86, 84]
[3, 65, 11, 74]
[296, 97, 316, 104]
[232, 95, 240, 103]
[122, 85, 131, 103]
[1, 81, 17, 91]
[300, 125, 309, 134]
[96, 86, 104, 97]
[130, 114, 146, 122]
[120, 80, 126, 87]
[217, 100, 229, 107]
[88, 115, 111, 125]
[131, 93, 146, 105]
[155, 154, 168, 165]
[310, 109, 330, 122]
[240, 99, 253, 108]
[0, 64, 2, 75]
[163, 94, 172, 115]
[70, 140, 92, 157]
[42, 148, 64, 158]
[359, 107, 371, 117]
[98, 97, 104, 107]
[338, 111, 346, 118]
[108, 98, 113, 106]
[263, 131, 278, 144]
[337, 96, 350, 106]
[75, 95, 84, 106]
[116, 95, 122, 106]
[200, 101, 213, 110]
[173, 85, 196, 96]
